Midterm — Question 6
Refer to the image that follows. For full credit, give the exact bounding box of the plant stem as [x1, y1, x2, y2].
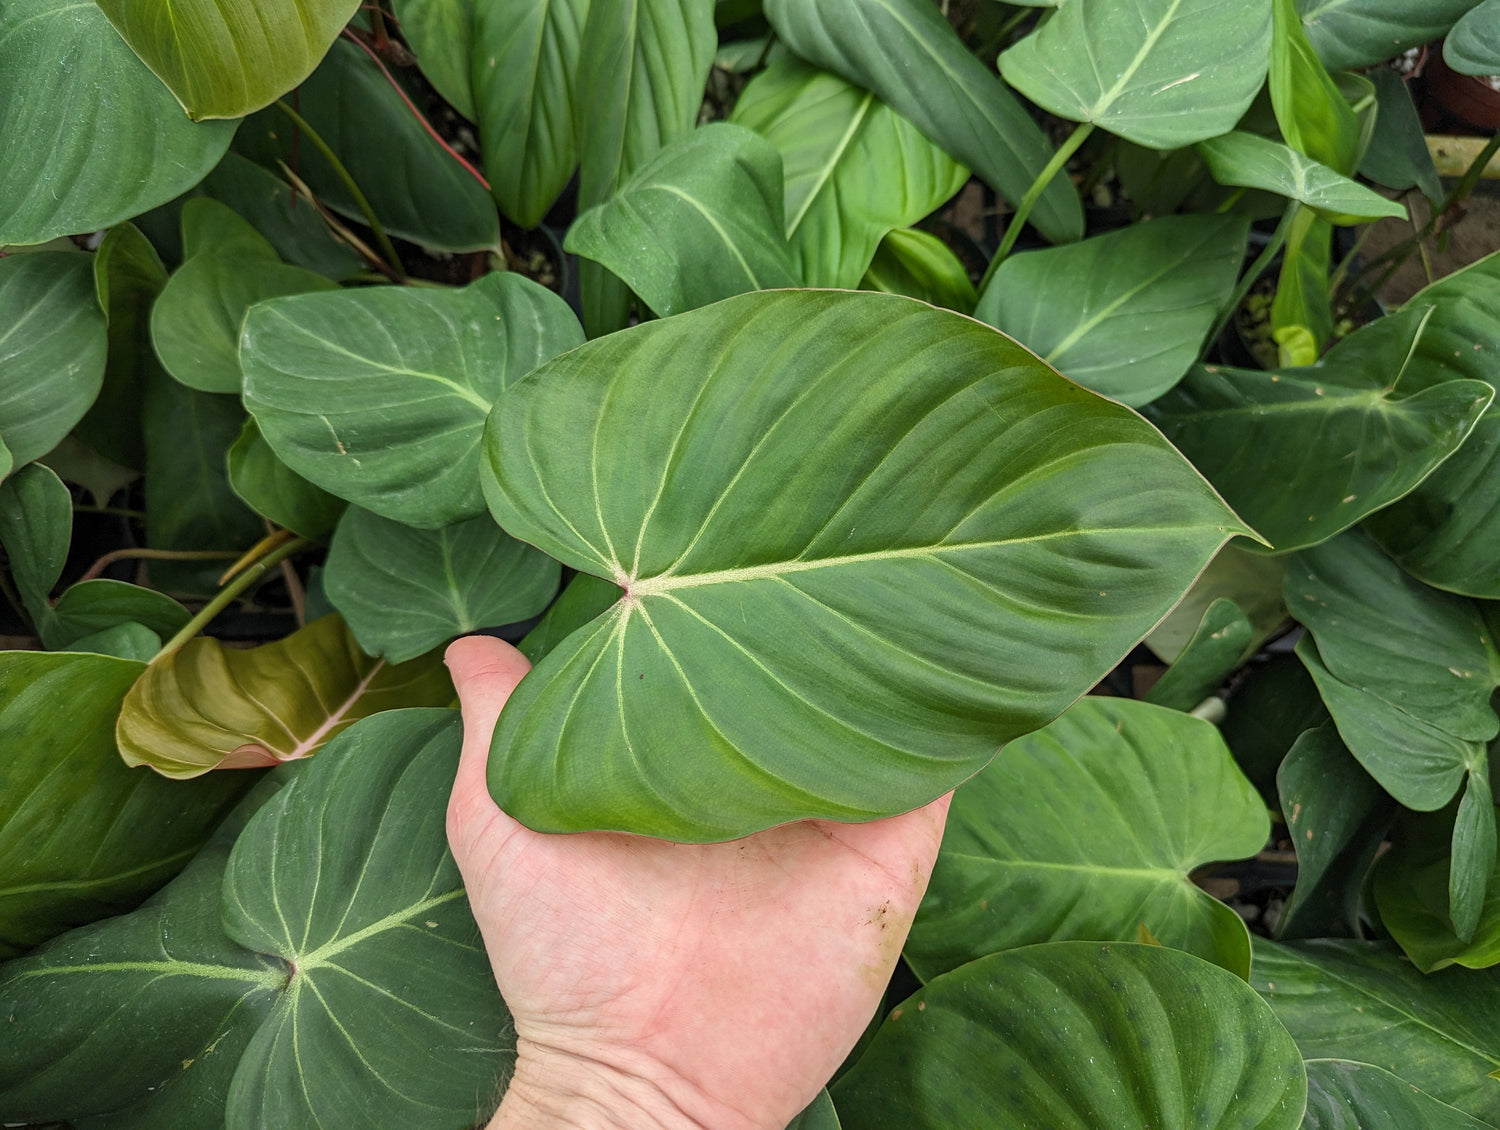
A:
[153, 537, 310, 660]
[78, 547, 240, 584]
[73, 505, 148, 519]
[1201, 202, 1298, 360]
[274, 99, 406, 280]
[978, 120, 1095, 292]
[1190, 697, 1227, 725]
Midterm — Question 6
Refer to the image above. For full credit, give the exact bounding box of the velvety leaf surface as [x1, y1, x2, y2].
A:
[1197, 132, 1408, 223]
[833, 942, 1307, 1129]
[1253, 938, 1500, 1121]
[116, 614, 453, 778]
[0, 651, 249, 958]
[1447, 0, 1500, 75]
[977, 214, 1248, 406]
[390, 0, 477, 119]
[517, 571, 623, 664]
[859, 228, 976, 315]
[0, 0, 235, 245]
[764, 0, 1082, 245]
[0, 253, 107, 474]
[1146, 307, 1494, 552]
[1303, 1060, 1499, 1130]
[998, 0, 1273, 149]
[730, 57, 968, 289]
[473, 0, 591, 227]
[233, 38, 498, 252]
[1143, 597, 1253, 711]
[324, 507, 561, 663]
[905, 698, 1267, 981]
[94, 0, 361, 120]
[227, 417, 346, 540]
[243, 271, 582, 528]
[1297, 0, 1483, 69]
[481, 289, 1248, 840]
[566, 123, 798, 316]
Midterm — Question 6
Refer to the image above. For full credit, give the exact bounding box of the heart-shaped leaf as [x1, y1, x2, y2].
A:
[243, 271, 583, 527]
[1143, 597, 1253, 711]
[94, 0, 361, 120]
[1253, 938, 1500, 1121]
[480, 289, 1249, 840]
[0, 650, 250, 959]
[565, 123, 799, 316]
[999, 0, 1273, 149]
[1146, 306, 1494, 552]
[859, 228, 977, 315]
[0, 253, 107, 476]
[730, 56, 968, 289]
[389, 0, 477, 119]
[1296, 0, 1484, 70]
[1197, 132, 1408, 223]
[1304, 1060, 1499, 1130]
[324, 506, 560, 663]
[227, 417, 346, 540]
[116, 614, 453, 778]
[905, 697, 1268, 982]
[1448, 0, 1500, 75]
[833, 942, 1307, 1129]
[0, 0, 235, 245]
[764, 0, 1082, 246]
[976, 213, 1249, 406]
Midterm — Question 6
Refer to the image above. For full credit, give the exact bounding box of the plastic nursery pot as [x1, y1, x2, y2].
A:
[1428, 47, 1500, 131]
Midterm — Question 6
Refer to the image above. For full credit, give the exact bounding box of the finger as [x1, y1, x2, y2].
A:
[445, 634, 532, 808]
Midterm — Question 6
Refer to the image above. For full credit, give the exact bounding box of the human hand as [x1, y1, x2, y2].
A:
[444, 634, 952, 1130]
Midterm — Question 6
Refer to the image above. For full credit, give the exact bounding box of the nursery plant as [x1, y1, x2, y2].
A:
[2, 0, 1500, 1126]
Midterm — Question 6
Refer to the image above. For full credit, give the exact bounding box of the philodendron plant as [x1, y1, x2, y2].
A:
[3, 0, 1500, 1127]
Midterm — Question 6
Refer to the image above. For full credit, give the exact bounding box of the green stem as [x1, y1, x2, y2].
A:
[1200, 202, 1298, 360]
[78, 547, 240, 584]
[153, 537, 310, 660]
[275, 100, 405, 280]
[978, 121, 1095, 292]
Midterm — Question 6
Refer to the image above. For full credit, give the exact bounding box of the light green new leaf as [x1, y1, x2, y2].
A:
[1273, 208, 1335, 352]
[1253, 938, 1500, 1121]
[905, 698, 1267, 982]
[324, 507, 561, 663]
[1197, 132, 1408, 224]
[977, 213, 1249, 406]
[1304, 1060, 1500, 1130]
[0, 0, 235, 246]
[116, 614, 453, 778]
[242, 272, 583, 528]
[0, 253, 107, 475]
[1448, 0, 1500, 76]
[1146, 307, 1493, 552]
[565, 123, 798, 316]
[233, 38, 498, 252]
[764, 0, 1081, 245]
[390, 0, 477, 118]
[1366, 252, 1500, 596]
[480, 289, 1249, 840]
[1297, 0, 1484, 70]
[834, 943, 1307, 1129]
[94, 0, 361, 120]
[227, 417, 346, 540]
[730, 57, 968, 289]
[182, 193, 280, 261]
[474, 0, 592, 228]
[998, 0, 1273, 149]
[859, 228, 976, 315]
[0, 651, 250, 959]
[1143, 597, 1253, 711]
[1272, 0, 1360, 173]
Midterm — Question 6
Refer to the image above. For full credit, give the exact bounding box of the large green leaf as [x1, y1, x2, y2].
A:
[242, 271, 583, 528]
[473, 0, 592, 228]
[389, 0, 477, 119]
[0, 0, 235, 246]
[1297, 0, 1484, 70]
[833, 942, 1307, 1129]
[480, 289, 1249, 840]
[1145, 307, 1494, 552]
[1365, 252, 1500, 596]
[998, 0, 1273, 149]
[859, 228, 977, 316]
[0, 650, 249, 959]
[1197, 132, 1407, 224]
[566, 123, 798, 316]
[1253, 938, 1500, 1121]
[0, 710, 515, 1128]
[905, 697, 1267, 982]
[116, 614, 453, 778]
[226, 417, 346, 540]
[763, 0, 1081, 246]
[976, 213, 1248, 406]
[1448, 0, 1500, 76]
[324, 506, 560, 663]
[0, 253, 107, 475]
[1304, 1060, 1499, 1130]
[94, 0, 361, 120]
[730, 57, 968, 289]
[233, 38, 498, 252]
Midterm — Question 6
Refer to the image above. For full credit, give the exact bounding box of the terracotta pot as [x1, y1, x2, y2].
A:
[1428, 47, 1500, 131]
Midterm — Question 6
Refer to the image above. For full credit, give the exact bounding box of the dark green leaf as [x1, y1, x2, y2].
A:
[0, 462, 70, 626]
[1144, 598, 1253, 711]
[1197, 132, 1407, 224]
[1303, 1060, 1499, 1130]
[859, 228, 976, 315]
[1361, 68, 1443, 203]
[1297, 0, 1484, 70]
[1448, 0, 1500, 76]
[517, 571, 623, 665]
[389, 0, 477, 119]
[787, 1090, 840, 1130]
[48, 581, 192, 653]
[226, 417, 346, 540]
[1222, 652, 1330, 802]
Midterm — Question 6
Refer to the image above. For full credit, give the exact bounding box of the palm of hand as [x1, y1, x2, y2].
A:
[445, 636, 951, 1129]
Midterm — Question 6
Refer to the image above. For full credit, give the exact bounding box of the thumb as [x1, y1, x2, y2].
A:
[445, 634, 532, 811]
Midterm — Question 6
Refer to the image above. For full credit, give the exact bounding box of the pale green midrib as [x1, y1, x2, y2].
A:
[1171, 387, 1395, 418]
[1044, 248, 1203, 362]
[11, 958, 283, 988]
[1087, 0, 1188, 117]
[944, 853, 1191, 881]
[296, 888, 465, 970]
[785, 91, 874, 236]
[0, 845, 199, 898]
[0, 3, 95, 51]
[643, 184, 763, 288]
